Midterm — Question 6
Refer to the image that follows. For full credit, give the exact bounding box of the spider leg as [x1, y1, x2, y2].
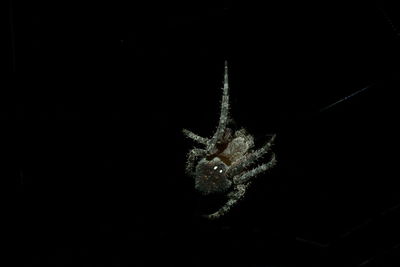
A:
[229, 134, 276, 176]
[207, 61, 230, 151]
[232, 153, 277, 184]
[185, 148, 207, 175]
[204, 183, 248, 220]
[182, 129, 209, 145]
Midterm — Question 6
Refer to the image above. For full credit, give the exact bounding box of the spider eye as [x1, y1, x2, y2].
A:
[194, 158, 231, 195]
[213, 165, 224, 173]
[212, 165, 225, 174]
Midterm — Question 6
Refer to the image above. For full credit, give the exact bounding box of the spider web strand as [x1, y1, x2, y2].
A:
[319, 84, 372, 112]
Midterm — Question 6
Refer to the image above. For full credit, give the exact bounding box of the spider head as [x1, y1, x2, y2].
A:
[194, 157, 231, 195]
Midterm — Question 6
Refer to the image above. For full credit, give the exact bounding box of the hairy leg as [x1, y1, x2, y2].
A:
[182, 129, 209, 145]
[186, 148, 207, 175]
[232, 153, 277, 184]
[207, 61, 230, 151]
[204, 184, 248, 219]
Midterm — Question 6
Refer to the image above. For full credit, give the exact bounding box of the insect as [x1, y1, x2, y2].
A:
[183, 61, 277, 219]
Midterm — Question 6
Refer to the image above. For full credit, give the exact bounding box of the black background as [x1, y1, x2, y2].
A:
[6, 0, 400, 266]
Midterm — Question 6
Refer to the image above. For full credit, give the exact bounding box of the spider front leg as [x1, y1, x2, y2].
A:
[204, 183, 248, 220]
[182, 129, 209, 145]
[207, 61, 230, 151]
[185, 148, 207, 175]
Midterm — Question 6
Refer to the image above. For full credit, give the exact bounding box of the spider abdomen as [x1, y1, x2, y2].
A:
[219, 136, 249, 164]
[194, 158, 231, 195]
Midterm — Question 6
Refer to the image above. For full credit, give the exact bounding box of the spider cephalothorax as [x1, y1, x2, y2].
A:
[183, 61, 276, 219]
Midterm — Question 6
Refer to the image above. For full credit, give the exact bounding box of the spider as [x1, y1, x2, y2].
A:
[183, 61, 277, 219]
